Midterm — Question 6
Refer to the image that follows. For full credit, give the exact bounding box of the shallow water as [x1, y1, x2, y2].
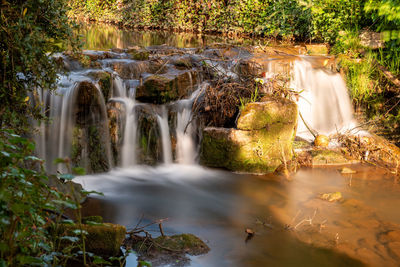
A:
[79, 23, 258, 50]
[75, 164, 400, 266]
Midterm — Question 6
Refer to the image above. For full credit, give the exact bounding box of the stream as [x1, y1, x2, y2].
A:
[47, 24, 400, 266]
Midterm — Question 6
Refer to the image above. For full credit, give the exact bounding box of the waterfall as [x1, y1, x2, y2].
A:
[175, 86, 205, 164]
[290, 59, 355, 139]
[157, 106, 173, 164]
[265, 58, 355, 140]
[33, 71, 112, 174]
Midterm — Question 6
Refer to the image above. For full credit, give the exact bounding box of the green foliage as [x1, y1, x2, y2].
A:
[0, 130, 69, 265]
[0, 0, 79, 130]
[302, 0, 365, 43]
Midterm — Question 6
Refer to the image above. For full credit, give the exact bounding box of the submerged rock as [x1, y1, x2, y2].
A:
[201, 97, 298, 173]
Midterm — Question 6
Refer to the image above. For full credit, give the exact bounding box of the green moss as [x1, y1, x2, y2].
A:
[201, 122, 296, 173]
[59, 223, 126, 256]
[130, 50, 150, 61]
[134, 234, 209, 256]
[237, 98, 298, 130]
[82, 215, 103, 224]
[310, 149, 350, 165]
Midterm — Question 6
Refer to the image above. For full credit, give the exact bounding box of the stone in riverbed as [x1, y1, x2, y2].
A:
[201, 97, 298, 173]
[59, 223, 126, 257]
[237, 96, 298, 130]
[136, 70, 197, 104]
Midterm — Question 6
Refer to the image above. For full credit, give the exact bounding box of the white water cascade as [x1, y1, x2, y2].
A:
[157, 106, 173, 164]
[266, 58, 356, 140]
[33, 71, 112, 173]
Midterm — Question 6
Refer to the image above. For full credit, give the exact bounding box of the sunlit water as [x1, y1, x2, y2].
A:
[75, 164, 400, 267]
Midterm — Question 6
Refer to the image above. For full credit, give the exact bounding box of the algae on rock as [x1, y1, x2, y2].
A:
[201, 97, 298, 173]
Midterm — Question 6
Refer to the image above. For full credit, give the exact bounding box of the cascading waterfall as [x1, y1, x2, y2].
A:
[33, 71, 112, 173]
[33, 48, 358, 174]
[291, 59, 355, 138]
[157, 106, 173, 164]
[266, 58, 356, 140]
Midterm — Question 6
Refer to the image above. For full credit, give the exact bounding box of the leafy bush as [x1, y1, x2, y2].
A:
[0, 0, 79, 129]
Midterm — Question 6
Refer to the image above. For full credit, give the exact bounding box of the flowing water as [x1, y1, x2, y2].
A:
[32, 24, 400, 266]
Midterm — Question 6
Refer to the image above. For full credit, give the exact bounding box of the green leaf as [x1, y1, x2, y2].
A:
[93, 256, 112, 265]
[53, 158, 67, 164]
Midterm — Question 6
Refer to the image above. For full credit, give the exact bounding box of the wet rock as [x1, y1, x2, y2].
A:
[388, 242, 400, 259]
[201, 98, 297, 173]
[352, 219, 380, 229]
[87, 71, 112, 100]
[237, 96, 298, 131]
[129, 49, 150, 61]
[59, 223, 126, 257]
[172, 56, 193, 70]
[306, 44, 329, 55]
[46, 175, 86, 203]
[314, 135, 329, 147]
[341, 167, 356, 174]
[108, 60, 150, 79]
[379, 230, 400, 243]
[136, 70, 197, 104]
[310, 149, 353, 166]
[319, 192, 342, 202]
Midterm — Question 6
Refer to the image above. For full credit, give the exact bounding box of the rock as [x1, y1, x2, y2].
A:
[379, 230, 400, 243]
[237, 96, 298, 130]
[136, 71, 197, 104]
[388, 242, 400, 259]
[109, 60, 150, 79]
[59, 223, 126, 256]
[87, 71, 112, 100]
[200, 123, 297, 173]
[310, 149, 352, 166]
[359, 30, 384, 49]
[201, 97, 298, 173]
[319, 192, 342, 202]
[82, 215, 103, 224]
[130, 49, 150, 61]
[314, 135, 329, 147]
[306, 44, 329, 55]
[172, 56, 193, 70]
[46, 175, 86, 203]
[341, 167, 356, 174]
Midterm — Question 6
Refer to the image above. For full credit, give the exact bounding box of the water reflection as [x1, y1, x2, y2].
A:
[78, 23, 258, 50]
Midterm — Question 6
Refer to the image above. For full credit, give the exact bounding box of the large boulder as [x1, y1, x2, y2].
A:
[201, 97, 298, 173]
[237, 96, 298, 130]
[135, 70, 197, 104]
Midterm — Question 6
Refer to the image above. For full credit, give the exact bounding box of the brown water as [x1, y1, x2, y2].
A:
[76, 164, 400, 267]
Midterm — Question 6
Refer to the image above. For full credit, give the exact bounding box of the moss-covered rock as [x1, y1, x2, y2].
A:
[88, 71, 112, 100]
[201, 97, 297, 173]
[59, 223, 126, 257]
[136, 71, 197, 104]
[310, 149, 352, 165]
[130, 49, 150, 60]
[237, 96, 298, 130]
[201, 125, 296, 173]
